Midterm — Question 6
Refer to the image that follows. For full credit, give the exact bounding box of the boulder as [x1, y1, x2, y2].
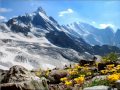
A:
[98, 62, 118, 71]
[0, 65, 49, 90]
[79, 60, 95, 66]
[0, 78, 48, 90]
[116, 80, 120, 90]
[49, 84, 66, 90]
[92, 75, 107, 81]
[48, 70, 68, 84]
[98, 63, 106, 71]
[0, 69, 8, 83]
[73, 84, 82, 90]
[83, 85, 111, 90]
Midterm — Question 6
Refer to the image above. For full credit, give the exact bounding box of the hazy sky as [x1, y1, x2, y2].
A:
[0, 0, 120, 30]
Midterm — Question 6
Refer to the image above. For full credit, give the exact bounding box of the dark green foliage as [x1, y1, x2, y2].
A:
[102, 52, 118, 63]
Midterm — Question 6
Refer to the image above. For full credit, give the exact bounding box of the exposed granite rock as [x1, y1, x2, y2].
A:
[0, 79, 48, 90]
[116, 80, 120, 90]
[83, 85, 111, 90]
[0, 65, 49, 90]
[48, 70, 68, 84]
[92, 75, 107, 81]
[0, 69, 8, 83]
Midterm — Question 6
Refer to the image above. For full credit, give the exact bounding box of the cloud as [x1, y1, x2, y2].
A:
[0, 16, 6, 20]
[0, 16, 6, 21]
[99, 24, 114, 28]
[58, 8, 74, 17]
[0, 8, 12, 13]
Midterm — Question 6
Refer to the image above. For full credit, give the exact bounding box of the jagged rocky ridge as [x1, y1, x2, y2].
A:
[63, 22, 120, 47]
[0, 7, 120, 70]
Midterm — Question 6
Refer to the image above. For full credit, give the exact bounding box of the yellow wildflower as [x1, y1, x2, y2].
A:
[116, 65, 120, 70]
[100, 70, 108, 74]
[107, 74, 119, 82]
[74, 76, 85, 84]
[106, 64, 115, 69]
[80, 74, 85, 77]
[60, 77, 68, 82]
[110, 69, 117, 73]
[65, 80, 73, 86]
[35, 71, 41, 76]
[74, 64, 81, 69]
[83, 67, 89, 71]
[69, 70, 78, 75]
[86, 72, 92, 76]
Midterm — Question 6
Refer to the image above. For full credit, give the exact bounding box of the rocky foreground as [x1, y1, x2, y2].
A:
[0, 63, 120, 90]
[0, 65, 48, 90]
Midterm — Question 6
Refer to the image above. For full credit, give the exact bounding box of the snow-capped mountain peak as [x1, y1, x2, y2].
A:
[0, 7, 120, 70]
[63, 22, 120, 47]
[36, 7, 47, 15]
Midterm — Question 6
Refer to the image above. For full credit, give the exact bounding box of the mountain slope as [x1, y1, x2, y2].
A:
[0, 7, 120, 70]
[0, 7, 93, 70]
[63, 22, 119, 46]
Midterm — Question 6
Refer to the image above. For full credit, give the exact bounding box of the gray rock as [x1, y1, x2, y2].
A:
[0, 79, 49, 90]
[73, 84, 82, 90]
[83, 85, 111, 90]
[92, 75, 107, 81]
[116, 80, 120, 90]
[0, 69, 7, 83]
[47, 70, 68, 84]
[1, 65, 36, 83]
[0, 65, 49, 90]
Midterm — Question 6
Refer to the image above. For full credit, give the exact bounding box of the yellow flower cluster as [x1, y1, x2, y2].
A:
[100, 70, 108, 74]
[60, 77, 68, 82]
[65, 80, 73, 86]
[86, 72, 92, 76]
[107, 73, 120, 82]
[115, 65, 120, 70]
[35, 71, 41, 77]
[45, 69, 51, 76]
[101, 64, 120, 75]
[59, 63, 120, 87]
[110, 69, 117, 73]
[106, 64, 114, 70]
[95, 62, 99, 67]
[68, 69, 78, 75]
[83, 67, 89, 71]
[80, 75, 85, 77]
[74, 64, 81, 69]
[60, 64, 88, 87]
[74, 76, 85, 84]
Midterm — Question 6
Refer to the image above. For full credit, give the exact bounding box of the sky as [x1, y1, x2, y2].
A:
[0, 0, 120, 31]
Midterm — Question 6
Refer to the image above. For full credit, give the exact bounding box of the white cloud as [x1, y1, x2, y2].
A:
[99, 24, 114, 29]
[58, 8, 74, 17]
[0, 16, 6, 20]
[0, 8, 12, 13]
[0, 16, 6, 21]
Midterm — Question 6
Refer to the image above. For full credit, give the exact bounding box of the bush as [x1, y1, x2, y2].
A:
[102, 52, 118, 63]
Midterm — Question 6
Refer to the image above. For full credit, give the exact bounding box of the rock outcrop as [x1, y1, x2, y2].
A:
[0, 65, 49, 90]
[116, 80, 120, 90]
[83, 85, 111, 90]
[47, 70, 68, 84]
